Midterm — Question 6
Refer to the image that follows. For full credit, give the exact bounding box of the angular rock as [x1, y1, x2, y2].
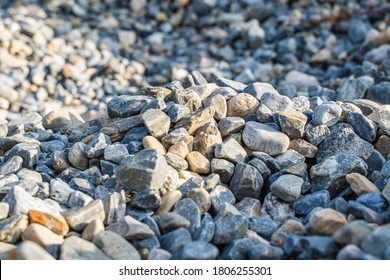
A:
[106, 215, 154, 240]
[0, 215, 28, 243]
[159, 227, 192, 253]
[93, 231, 141, 260]
[130, 189, 161, 211]
[278, 110, 307, 139]
[142, 136, 166, 155]
[3, 143, 40, 169]
[28, 210, 69, 236]
[64, 200, 105, 232]
[312, 103, 342, 126]
[60, 236, 110, 260]
[142, 109, 170, 138]
[22, 223, 63, 247]
[156, 213, 190, 233]
[347, 112, 377, 143]
[81, 219, 105, 241]
[0, 156, 23, 176]
[171, 241, 219, 260]
[85, 133, 111, 159]
[288, 139, 318, 158]
[270, 174, 303, 202]
[230, 163, 263, 200]
[174, 106, 215, 135]
[104, 191, 126, 225]
[212, 215, 248, 245]
[293, 191, 330, 216]
[192, 123, 222, 160]
[227, 93, 259, 118]
[307, 208, 348, 235]
[107, 95, 153, 118]
[42, 110, 84, 133]
[346, 173, 380, 195]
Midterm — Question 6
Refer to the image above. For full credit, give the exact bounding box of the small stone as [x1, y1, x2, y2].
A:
[248, 243, 284, 260]
[261, 193, 295, 222]
[219, 238, 253, 260]
[347, 112, 377, 143]
[214, 138, 248, 164]
[247, 158, 271, 179]
[155, 190, 182, 215]
[148, 248, 172, 260]
[305, 124, 330, 146]
[278, 110, 307, 139]
[52, 150, 72, 172]
[168, 140, 189, 158]
[0, 156, 23, 175]
[244, 82, 279, 100]
[361, 226, 390, 257]
[230, 162, 263, 200]
[130, 189, 161, 211]
[214, 203, 241, 220]
[0, 203, 9, 220]
[356, 192, 388, 213]
[0, 215, 28, 243]
[188, 188, 211, 213]
[186, 151, 210, 174]
[107, 95, 153, 118]
[142, 109, 171, 139]
[159, 227, 192, 253]
[49, 179, 74, 204]
[173, 198, 201, 234]
[243, 122, 290, 155]
[218, 117, 245, 138]
[312, 103, 342, 127]
[316, 126, 374, 162]
[68, 142, 89, 170]
[193, 123, 222, 160]
[60, 236, 110, 260]
[310, 153, 368, 197]
[212, 215, 248, 245]
[22, 223, 63, 247]
[64, 200, 105, 232]
[307, 208, 347, 235]
[116, 149, 168, 194]
[379, 119, 390, 136]
[214, 76, 246, 92]
[293, 191, 330, 216]
[332, 220, 374, 246]
[227, 93, 259, 118]
[383, 183, 390, 204]
[275, 150, 305, 169]
[210, 159, 235, 183]
[192, 213, 215, 242]
[165, 152, 188, 170]
[337, 244, 379, 260]
[375, 135, 390, 158]
[104, 144, 129, 164]
[0, 242, 16, 254]
[346, 173, 380, 195]
[171, 241, 219, 260]
[42, 110, 84, 133]
[93, 231, 140, 260]
[171, 88, 202, 111]
[202, 94, 227, 120]
[81, 219, 105, 241]
[0, 241, 54, 260]
[284, 235, 338, 259]
[28, 210, 69, 236]
[106, 215, 154, 240]
[166, 104, 190, 123]
[85, 133, 111, 159]
[142, 136, 166, 155]
[235, 197, 261, 217]
[270, 174, 303, 202]
[104, 191, 126, 225]
[260, 91, 293, 112]
[4, 143, 40, 169]
[248, 217, 282, 240]
[156, 213, 190, 233]
[174, 106, 215, 135]
[271, 219, 305, 247]
[67, 191, 93, 208]
[210, 185, 236, 213]
[288, 139, 318, 158]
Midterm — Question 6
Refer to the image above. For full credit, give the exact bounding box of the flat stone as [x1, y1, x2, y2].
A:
[361, 226, 390, 257]
[174, 106, 215, 135]
[142, 109, 170, 138]
[192, 123, 222, 160]
[186, 151, 210, 174]
[104, 191, 126, 225]
[93, 231, 140, 260]
[142, 136, 166, 155]
[278, 110, 307, 139]
[0, 214, 28, 243]
[243, 122, 290, 156]
[0, 135, 41, 151]
[28, 210, 69, 236]
[85, 133, 111, 159]
[248, 216, 282, 240]
[332, 220, 374, 246]
[293, 190, 330, 216]
[188, 188, 211, 213]
[215, 138, 248, 164]
[307, 208, 347, 235]
[22, 223, 63, 247]
[316, 125, 374, 162]
[107, 95, 153, 118]
[60, 236, 110, 260]
[64, 200, 105, 232]
[270, 174, 303, 202]
[230, 162, 263, 200]
[130, 189, 161, 211]
[346, 173, 380, 195]
[159, 227, 192, 253]
[0, 241, 54, 260]
[42, 110, 84, 133]
[81, 219, 105, 241]
[288, 139, 318, 158]
[212, 215, 248, 245]
[166, 104, 190, 123]
[171, 241, 219, 260]
[310, 153, 368, 197]
[156, 213, 190, 233]
[116, 149, 168, 194]
[106, 215, 154, 240]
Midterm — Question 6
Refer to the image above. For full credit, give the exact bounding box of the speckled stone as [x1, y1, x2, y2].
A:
[307, 208, 348, 235]
[229, 162, 263, 200]
[214, 138, 248, 164]
[210, 185, 236, 213]
[278, 110, 307, 139]
[270, 174, 303, 202]
[212, 215, 248, 245]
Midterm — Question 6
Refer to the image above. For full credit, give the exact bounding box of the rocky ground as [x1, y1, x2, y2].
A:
[0, 0, 390, 260]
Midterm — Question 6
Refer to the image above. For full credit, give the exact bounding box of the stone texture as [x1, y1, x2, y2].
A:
[227, 93, 259, 118]
[64, 200, 105, 232]
[22, 223, 64, 247]
[214, 138, 248, 164]
[212, 215, 248, 245]
[270, 174, 303, 202]
[93, 231, 141, 260]
[60, 236, 110, 260]
[0, 214, 28, 243]
[42, 110, 84, 133]
[0, 241, 55, 260]
[106, 215, 154, 240]
[307, 208, 348, 235]
[346, 173, 380, 195]
[186, 151, 210, 174]
[278, 110, 307, 139]
[142, 109, 171, 138]
[229, 162, 264, 200]
[28, 210, 69, 236]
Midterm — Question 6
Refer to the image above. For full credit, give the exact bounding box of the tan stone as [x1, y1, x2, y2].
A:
[308, 208, 347, 235]
[288, 139, 318, 158]
[271, 219, 304, 247]
[28, 210, 69, 236]
[81, 219, 105, 241]
[193, 123, 222, 159]
[174, 106, 215, 135]
[142, 135, 166, 155]
[227, 93, 259, 118]
[155, 190, 182, 215]
[375, 135, 390, 158]
[346, 173, 380, 195]
[186, 151, 211, 174]
[22, 223, 64, 247]
[188, 188, 211, 213]
[168, 140, 189, 158]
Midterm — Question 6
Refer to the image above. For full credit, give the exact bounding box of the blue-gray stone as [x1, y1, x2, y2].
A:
[121, 126, 149, 143]
[346, 112, 376, 143]
[248, 217, 282, 240]
[0, 156, 23, 176]
[100, 160, 117, 177]
[126, 141, 143, 153]
[159, 227, 192, 253]
[337, 244, 380, 260]
[293, 190, 330, 216]
[229, 162, 263, 200]
[170, 241, 219, 260]
[140, 215, 161, 237]
[219, 238, 253, 260]
[214, 76, 246, 92]
[365, 150, 386, 177]
[130, 189, 161, 211]
[85, 133, 111, 159]
[132, 236, 160, 252]
[329, 197, 348, 215]
[192, 213, 215, 242]
[312, 103, 342, 127]
[284, 235, 338, 259]
[248, 243, 284, 260]
[251, 151, 281, 173]
[305, 124, 330, 146]
[166, 103, 191, 123]
[41, 140, 66, 154]
[366, 82, 390, 104]
[155, 213, 190, 233]
[356, 192, 389, 213]
[173, 198, 201, 234]
[177, 177, 204, 198]
[247, 158, 271, 179]
[212, 215, 248, 245]
[107, 95, 153, 118]
[361, 226, 390, 258]
[261, 193, 295, 222]
[210, 185, 236, 213]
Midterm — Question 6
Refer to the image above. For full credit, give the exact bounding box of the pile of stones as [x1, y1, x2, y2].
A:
[0, 71, 390, 260]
